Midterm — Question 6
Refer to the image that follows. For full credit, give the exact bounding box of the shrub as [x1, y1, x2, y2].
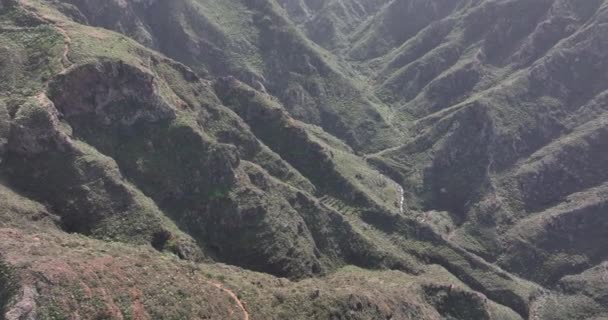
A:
[0, 256, 18, 315]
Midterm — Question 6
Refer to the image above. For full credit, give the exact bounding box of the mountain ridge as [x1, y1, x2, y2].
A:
[1, 0, 608, 319]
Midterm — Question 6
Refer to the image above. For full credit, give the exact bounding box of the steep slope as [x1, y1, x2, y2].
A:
[2, 0, 419, 282]
[363, 3, 608, 316]
[1, 227, 530, 320]
[360, 0, 608, 297]
[276, 0, 389, 50]
[55, 0, 401, 153]
[2, 0, 608, 319]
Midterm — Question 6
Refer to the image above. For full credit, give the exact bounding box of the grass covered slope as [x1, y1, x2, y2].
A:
[1, 227, 528, 320]
[2, 0, 608, 319]
[367, 0, 608, 286]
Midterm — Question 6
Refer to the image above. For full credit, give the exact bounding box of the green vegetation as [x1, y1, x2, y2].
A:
[0, 256, 18, 316]
[1, 0, 608, 319]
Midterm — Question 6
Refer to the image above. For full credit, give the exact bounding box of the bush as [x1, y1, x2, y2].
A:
[273, 290, 287, 304]
[0, 256, 18, 315]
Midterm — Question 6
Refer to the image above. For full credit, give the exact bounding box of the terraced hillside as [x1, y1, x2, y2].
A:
[1, 0, 608, 319]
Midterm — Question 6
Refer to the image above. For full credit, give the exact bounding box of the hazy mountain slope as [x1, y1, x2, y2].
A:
[276, 0, 389, 50]
[2, 0, 608, 319]
[0, 1, 532, 312]
[277, 0, 608, 314]
[365, 0, 608, 283]
[2, 0, 421, 281]
[55, 0, 401, 153]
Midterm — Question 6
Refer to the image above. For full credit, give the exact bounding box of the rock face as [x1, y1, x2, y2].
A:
[49, 61, 176, 126]
[2, 0, 608, 319]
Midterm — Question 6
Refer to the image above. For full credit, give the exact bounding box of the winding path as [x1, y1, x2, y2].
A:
[209, 281, 250, 320]
[19, 0, 73, 70]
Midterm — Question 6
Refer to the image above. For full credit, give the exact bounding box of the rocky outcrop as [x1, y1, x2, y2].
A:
[4, 85, 201, 259]
[44, 59, 324, 278]
[422, 284, 491, 320]
[49, 61, 176, 126]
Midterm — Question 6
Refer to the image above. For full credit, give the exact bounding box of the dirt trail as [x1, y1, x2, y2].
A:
[54, 21, 72, 69]
[529, 295, 546, 320]
[395, 182, 405, 214]
[209, 281, 250, 320]
[19, 0, 73, 70]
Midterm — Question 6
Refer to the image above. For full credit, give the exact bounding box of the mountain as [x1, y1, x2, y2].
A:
[1, 0, 608, 319]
